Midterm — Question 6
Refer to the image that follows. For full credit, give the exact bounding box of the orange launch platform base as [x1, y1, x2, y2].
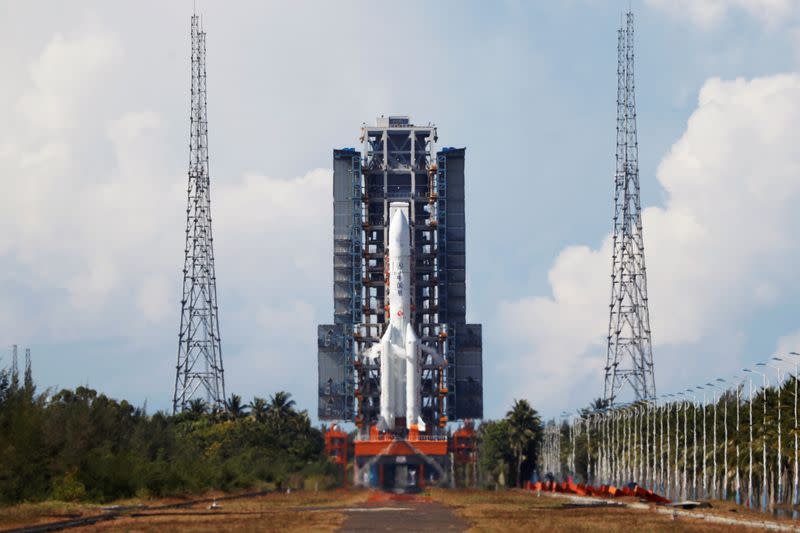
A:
[353, 427, 449, 489]
[354, 431, 448, 458]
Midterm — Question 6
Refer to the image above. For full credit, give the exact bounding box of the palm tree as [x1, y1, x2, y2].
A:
[225, 393, 246, 420]
[506, 399, 543, 487]
[187, 398, 207, 419]
[291, 409, 311, 431]
[590, 397, 610, 411]
[249, 396, 268, 423]
[268, 391, 296, 422]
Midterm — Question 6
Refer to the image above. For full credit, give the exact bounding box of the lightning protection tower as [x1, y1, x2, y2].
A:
[173, 14, 225, 414]
[603, 11, 656, 405]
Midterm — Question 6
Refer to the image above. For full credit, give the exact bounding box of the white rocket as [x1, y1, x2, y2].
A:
[367, 202, 444, 432]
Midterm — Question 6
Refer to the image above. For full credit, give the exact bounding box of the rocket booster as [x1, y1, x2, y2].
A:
[368, 202, 443, 432]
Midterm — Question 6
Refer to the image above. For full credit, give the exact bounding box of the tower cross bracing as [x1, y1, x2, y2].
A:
[603, 11, 656, 405]
[173, 14, 225, 414]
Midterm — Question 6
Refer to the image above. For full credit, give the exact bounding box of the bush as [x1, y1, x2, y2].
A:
[303, 474, 337, 491]
[51, 470, 87, 502]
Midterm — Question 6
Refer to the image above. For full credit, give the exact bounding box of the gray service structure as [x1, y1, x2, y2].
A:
[318, 117, 482, 426]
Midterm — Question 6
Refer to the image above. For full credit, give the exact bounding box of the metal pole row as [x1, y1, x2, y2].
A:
[552, 353, 800, 513]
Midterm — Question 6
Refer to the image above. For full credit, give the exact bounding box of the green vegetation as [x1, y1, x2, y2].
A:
[478, 399, 544, 488]
[0, 362, 333, 505]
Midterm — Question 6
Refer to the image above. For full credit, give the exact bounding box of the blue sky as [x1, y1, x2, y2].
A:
[1, 0, 799, 420]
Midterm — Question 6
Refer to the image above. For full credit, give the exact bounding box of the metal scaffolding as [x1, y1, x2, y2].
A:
[319, 117, 483, 432]
[173, 14, 225, 414]
[357, 118, 447, 431]
[603, 11, 656, 405]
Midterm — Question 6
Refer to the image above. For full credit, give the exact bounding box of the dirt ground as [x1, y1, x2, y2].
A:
[0, 500, 107, 531]
[426, 489, 792, 532]
[0, 491, 368, 533]
[3, 489, 800, 532]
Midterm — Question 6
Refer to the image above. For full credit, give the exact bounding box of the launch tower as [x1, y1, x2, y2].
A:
[318, 117, 482, 488]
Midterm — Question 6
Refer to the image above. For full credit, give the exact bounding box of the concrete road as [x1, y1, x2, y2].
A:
[338, 497, 467, 532]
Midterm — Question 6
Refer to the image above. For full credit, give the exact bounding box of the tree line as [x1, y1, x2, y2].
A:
[0, 356, 550, 502]
[0, 361, 333, 504]
[477, 399, 544, 488]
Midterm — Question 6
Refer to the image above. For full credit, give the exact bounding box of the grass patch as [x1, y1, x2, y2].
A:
[0, 500, 105, 529]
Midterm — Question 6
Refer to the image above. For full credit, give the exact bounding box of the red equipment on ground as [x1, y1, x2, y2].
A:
[525, 477, 671, 504]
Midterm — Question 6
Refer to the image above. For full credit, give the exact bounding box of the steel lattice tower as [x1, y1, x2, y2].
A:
[603, 12, 656, 405]
[173, 14, 225, 414]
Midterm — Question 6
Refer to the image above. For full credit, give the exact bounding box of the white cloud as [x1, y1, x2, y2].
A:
[646, 0, 796, 28]
[213, 169, 331, 286]
[499, 73, 800, 413]
[0, 106, 183, 324]
[497, 242, 609, 404]
[137, 275, 173, 323]
[18, 30, 122, 131]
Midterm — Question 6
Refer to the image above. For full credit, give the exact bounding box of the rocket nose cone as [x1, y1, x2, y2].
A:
[389, 208, 409, 243]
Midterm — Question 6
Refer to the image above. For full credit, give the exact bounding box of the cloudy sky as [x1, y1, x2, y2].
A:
[1, 0, 800, 420]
